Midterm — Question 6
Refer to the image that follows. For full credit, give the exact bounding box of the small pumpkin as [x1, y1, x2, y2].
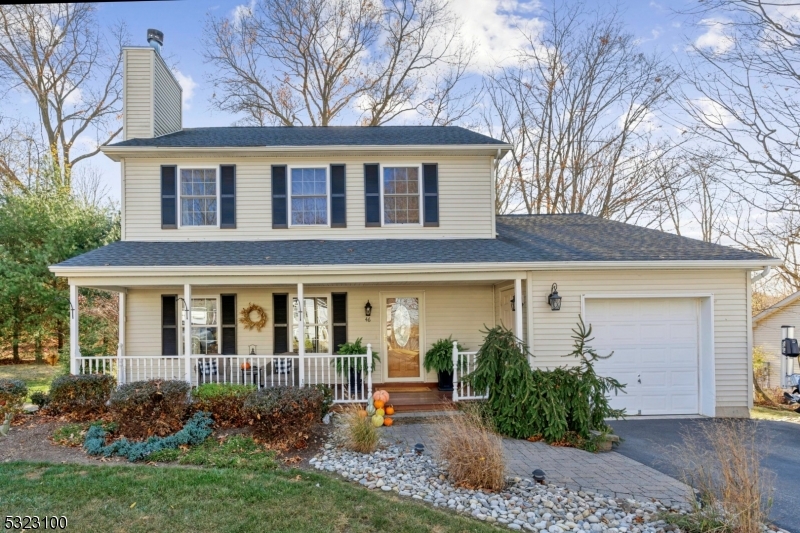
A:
[374, 399, 385, 410]
[373, 390, 390, 403]
[240, 362, 252, 370]
[383, 417, 393, 426]
[376, 408, 385, 417]
[358, 409, 367, 418]
[366, 405, 376, 416]
[385, 405, 395, 416]
[371, 414, 384, 427]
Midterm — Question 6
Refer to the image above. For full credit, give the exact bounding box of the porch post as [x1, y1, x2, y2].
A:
[525, 272, 534, 360]
[184, 284, 192, 385]
[69, 283, 80, 375]
[451, 341, 459, 402]
[514, 278, 523, 343]
[117, 292, 126, 385]
[366, 343, 373, 401]
[297, 282, 305, 387]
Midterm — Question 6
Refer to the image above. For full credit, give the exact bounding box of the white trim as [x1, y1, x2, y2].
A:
[289, 292, 333, 355]
[381, 291, 426, 382]
[176, 166, 220, 229]
[287, 165, 330, 228]
[581, 293, 716, 417]
[746, 270, 754, 409]
[379, 163, 423, 227]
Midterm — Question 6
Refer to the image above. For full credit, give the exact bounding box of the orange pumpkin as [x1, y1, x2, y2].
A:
[383, 417, 393, 426]
[373, 390, 390, 403]
[357, 409, 368, 418]
[374, 400, 385, 410]
[240, 362, 252, 370]
[385, 405, 395, 416]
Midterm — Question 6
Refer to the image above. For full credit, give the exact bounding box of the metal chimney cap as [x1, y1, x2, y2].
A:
[147, 29, 164, 46]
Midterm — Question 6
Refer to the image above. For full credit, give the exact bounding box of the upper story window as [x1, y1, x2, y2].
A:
[290, 167, 328, 225]
[383, 166, 420, 224]
[180, 168, 217, 226]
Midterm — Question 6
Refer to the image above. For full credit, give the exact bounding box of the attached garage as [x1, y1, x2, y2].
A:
[584, 297, 715, 416]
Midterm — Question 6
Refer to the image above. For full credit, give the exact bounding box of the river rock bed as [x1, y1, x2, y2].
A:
[310, 442, 786, 533]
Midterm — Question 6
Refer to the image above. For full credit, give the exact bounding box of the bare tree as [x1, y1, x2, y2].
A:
[484, 3, 678, 221]
[204, 0, 473, 127]
[0, 4, 124, 190]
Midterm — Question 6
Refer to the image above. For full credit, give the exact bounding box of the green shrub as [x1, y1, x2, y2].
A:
[0, 379, 28, 422]
[30, 391, 50, 409]
[109, 379, 190, 439]
[49, 374, 114, 419]
[191, 384, 254, 428]
[243, 386, 323, 442]
[424, 336, 466, 373]
[467, 319, 625, 445]
[84, 411, 213, 462]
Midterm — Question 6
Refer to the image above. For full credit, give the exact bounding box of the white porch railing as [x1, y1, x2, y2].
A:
[76, 346, 374, 404]
[452, 342, 488, 401]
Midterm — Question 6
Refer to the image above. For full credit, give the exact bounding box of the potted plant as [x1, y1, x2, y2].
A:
[424, 336, 465, 391]
[334, 338, 381, 391]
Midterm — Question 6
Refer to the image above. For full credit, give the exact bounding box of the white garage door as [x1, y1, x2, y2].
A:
[585, 298, 699, 416]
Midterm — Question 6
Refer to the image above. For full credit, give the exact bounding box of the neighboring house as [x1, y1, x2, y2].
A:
[50, 38, 780, 418]
[753, 292, 800, 388]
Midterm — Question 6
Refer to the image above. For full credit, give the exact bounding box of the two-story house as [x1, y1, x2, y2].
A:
[51, 36, 779, 417]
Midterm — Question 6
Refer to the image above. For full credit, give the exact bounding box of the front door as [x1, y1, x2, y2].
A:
[500, 288, 514, 330]
[383, 295, 424, 381]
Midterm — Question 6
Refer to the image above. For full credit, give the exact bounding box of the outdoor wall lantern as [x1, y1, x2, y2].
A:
[249, 345, 257, 356]
[547, 283, 562, 311]
[364, 300, 373, 322]
[781, 325, 799, 358]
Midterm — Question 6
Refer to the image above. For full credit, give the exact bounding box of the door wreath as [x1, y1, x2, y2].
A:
[239, 303, 268, 332]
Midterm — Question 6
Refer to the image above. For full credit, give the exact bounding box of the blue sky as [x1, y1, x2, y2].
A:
[12, 0, 713, 202]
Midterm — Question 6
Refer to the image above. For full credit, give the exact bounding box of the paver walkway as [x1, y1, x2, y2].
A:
[380, 421, 690, 507]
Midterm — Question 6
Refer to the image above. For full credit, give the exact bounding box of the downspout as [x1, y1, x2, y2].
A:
[751, 266, 771, 283]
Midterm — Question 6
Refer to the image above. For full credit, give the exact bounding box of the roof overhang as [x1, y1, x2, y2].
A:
[754, 289, 800, 324]
[100, 144, 513, 162]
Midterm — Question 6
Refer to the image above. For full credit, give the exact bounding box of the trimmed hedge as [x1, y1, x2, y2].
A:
[0, 379, 28, 421]
[109, 380, 190, 439]
[84, 411, 213, 462]
[244, 386, 324, 442]
[190, 384, 254, 428]
[49, 374, 115, 419]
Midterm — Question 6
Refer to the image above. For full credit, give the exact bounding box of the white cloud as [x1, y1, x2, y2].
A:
[694, 18, 734, 54]
[458, 0, 541, 70]
[232, 0, 256, 27]
[692, 96, 734, 128]
[172, 69, 197, 110]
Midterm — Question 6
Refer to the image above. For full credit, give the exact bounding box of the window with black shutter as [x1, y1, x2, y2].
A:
[273, 293, 289, 353]
[272, 165, 288, 228]
[332, 293, 347, 353]
[161, 295, 178, 355]
[330, 164, 346, 228]
[423, 163, 439, 227]
[364, 163, 380, 227]
[161, 166, 177, 229]
[220, 165, 236, 229]
[221, 294, 237, 354]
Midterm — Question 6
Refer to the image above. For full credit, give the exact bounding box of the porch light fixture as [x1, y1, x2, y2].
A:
[364, 300, 373, 322]
[547, 284, 562, 311]
[249, 345, 257, 356]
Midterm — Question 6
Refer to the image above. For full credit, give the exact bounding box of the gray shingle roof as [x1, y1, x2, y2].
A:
[109, 126, 507, 148]
[54, 214, 772, 269]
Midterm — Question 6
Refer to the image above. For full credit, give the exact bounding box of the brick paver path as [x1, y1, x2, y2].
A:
[380, 422, 690, 506]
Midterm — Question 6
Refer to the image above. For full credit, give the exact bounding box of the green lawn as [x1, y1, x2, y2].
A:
[751, 405, 800, 424]
[0, 462, 495, 533]
[0, 363, 61, 399]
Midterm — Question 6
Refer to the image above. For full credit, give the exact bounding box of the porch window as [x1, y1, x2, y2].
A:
[290, 167, 328, 225]
[383, 166, 420, 224]
[292, 297, 330, 353]
[186, 298, 219, 355]
[180, 168, 217, 226]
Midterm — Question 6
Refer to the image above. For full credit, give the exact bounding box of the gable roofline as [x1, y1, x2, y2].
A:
[754, 290, 800, 324]
[101, 143, 512, 162]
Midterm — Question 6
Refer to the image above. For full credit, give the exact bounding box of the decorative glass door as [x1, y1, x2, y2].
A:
[385, 297, 421, 380]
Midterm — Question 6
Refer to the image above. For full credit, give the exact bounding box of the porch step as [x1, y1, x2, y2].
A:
[384, 388, 454, 413]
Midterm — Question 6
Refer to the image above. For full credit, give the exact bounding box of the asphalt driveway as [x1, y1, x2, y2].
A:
[609, 418, 799, 533]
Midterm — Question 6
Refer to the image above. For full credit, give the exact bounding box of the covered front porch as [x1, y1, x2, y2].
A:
[65, 268, 532, 405]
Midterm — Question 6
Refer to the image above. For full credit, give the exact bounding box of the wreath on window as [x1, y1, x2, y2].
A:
[239, 303, 268, 332]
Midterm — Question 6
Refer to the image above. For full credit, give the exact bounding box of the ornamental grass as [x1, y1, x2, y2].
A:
[340, 404, 379, 454]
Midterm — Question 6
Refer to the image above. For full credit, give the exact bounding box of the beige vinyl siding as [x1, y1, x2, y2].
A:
[527, 269, 750, 416]
[123, 156, 494, 240]
[152, 53, 181, 137]
[125, 284, 494, 384]
[123, 49, 153, 140]
[754, 303, 800, 388]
